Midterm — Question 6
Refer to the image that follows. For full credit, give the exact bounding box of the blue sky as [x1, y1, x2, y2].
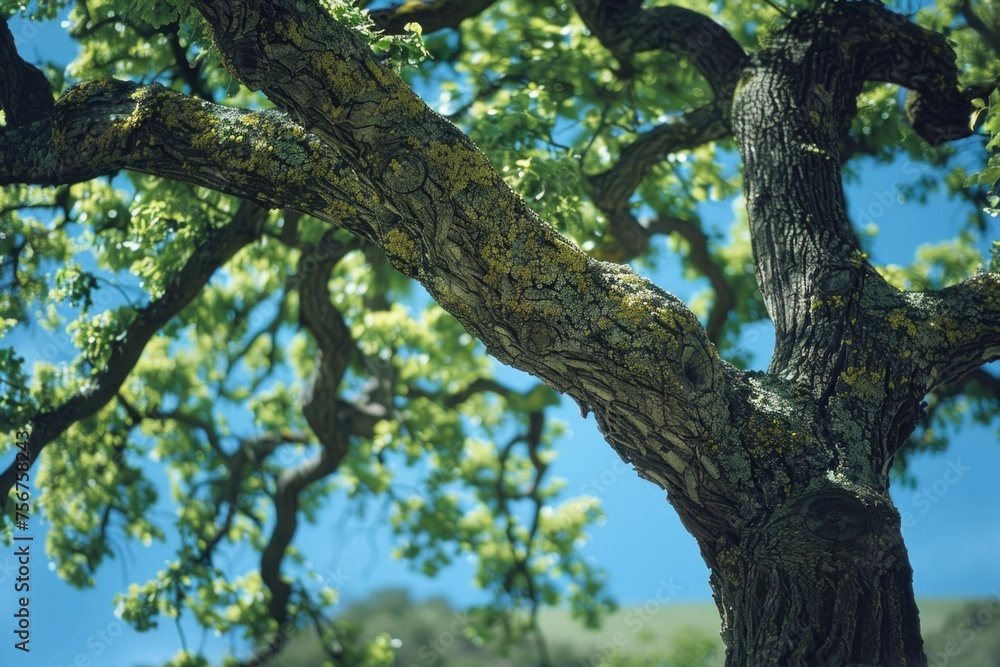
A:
[1, 7, 1000, 667]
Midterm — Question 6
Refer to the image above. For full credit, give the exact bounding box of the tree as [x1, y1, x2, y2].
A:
[1, 0, 999, 665]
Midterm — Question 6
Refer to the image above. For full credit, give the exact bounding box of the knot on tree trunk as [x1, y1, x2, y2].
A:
[797, 488, 870, 542]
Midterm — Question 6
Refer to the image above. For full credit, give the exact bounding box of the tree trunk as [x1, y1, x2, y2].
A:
[3, 2, 998, 665]
[693, 5, 986, 664]
[707, 486, 925, 666]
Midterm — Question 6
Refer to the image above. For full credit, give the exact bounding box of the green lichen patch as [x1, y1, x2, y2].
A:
[886, 308, 917, 337]
[838, 365, 885, 402]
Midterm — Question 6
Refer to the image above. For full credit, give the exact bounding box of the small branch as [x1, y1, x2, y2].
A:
[648, 216, 736, 344]
[163, 21, 215, 102]
[156, 409, 225, 455]
[296, 232, 358, 455]
[259, 428, 349, 633]
[969, 367, 1000, 396]
[570, 0, 746, 97]
[442, 377, 512, 408]
[760, 0, 791, 19]
[584, 104, 729, 261]
[247, 232, 358, 651]
[370, 0, 499, 35]
[915, 273, 1000, 390]
[0, 201, 267, 512]
[587, 104, 729, 213]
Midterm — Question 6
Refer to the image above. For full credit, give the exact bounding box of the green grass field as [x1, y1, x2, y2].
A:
[262, 592, 1000, 667]
[536, 597, 992, 667]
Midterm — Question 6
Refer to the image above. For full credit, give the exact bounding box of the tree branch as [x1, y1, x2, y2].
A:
[569, 0, 746, 97]
[587, 104, 729, 215]
[295, 231, 357, 457]
[0, 0, 733, 515]
[648, 215, 736, 345]
[584, 103, 729, 265]
[248, 232, 358, 653]
[795, 3, 980, 145]
[369, 0, 499, 35]
[569, 20, 734, 337]
[0, 80, 383, 222]
[0, 201, 267, 512]
[187, 0, 730, 490]
[733, 2, 984, 384]
[728, 2, 994, 475]
[915, 273, 1000, 390]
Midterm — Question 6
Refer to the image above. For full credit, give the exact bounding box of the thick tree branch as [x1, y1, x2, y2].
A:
[0, 80, 383, 222]
[370, 0, 499, 35]
[0, 46, 725, 493]
[734, 2, 984, 386]
[799, 3, 979, 145]
[718, 3, 1000, 520]
[188, 0, 731, 498]
[0, 201, 267, 512]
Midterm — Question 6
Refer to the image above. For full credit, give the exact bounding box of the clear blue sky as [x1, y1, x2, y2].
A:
[2, 9, 999, 667]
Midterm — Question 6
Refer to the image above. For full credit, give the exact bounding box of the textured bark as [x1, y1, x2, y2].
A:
[710, 4, 991, 665]
[3, 1, 1000, 665]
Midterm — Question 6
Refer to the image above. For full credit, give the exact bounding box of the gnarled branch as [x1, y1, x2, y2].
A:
[0, 201, 267, 511]
[570, 0, 746, 97]
[189, 0, 731, 496]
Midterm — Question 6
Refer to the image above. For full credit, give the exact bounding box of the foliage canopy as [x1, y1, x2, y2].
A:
[1, 0, 999, 665]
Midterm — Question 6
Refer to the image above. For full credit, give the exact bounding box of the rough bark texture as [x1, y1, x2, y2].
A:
[3, 1, 999, 665]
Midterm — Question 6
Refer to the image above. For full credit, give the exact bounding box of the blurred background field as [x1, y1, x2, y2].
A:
[249, 589, 1000, 667]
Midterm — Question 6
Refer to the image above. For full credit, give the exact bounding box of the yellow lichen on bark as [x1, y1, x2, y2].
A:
[382, 228, 420, 274]
[418, 139, 497, 195]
